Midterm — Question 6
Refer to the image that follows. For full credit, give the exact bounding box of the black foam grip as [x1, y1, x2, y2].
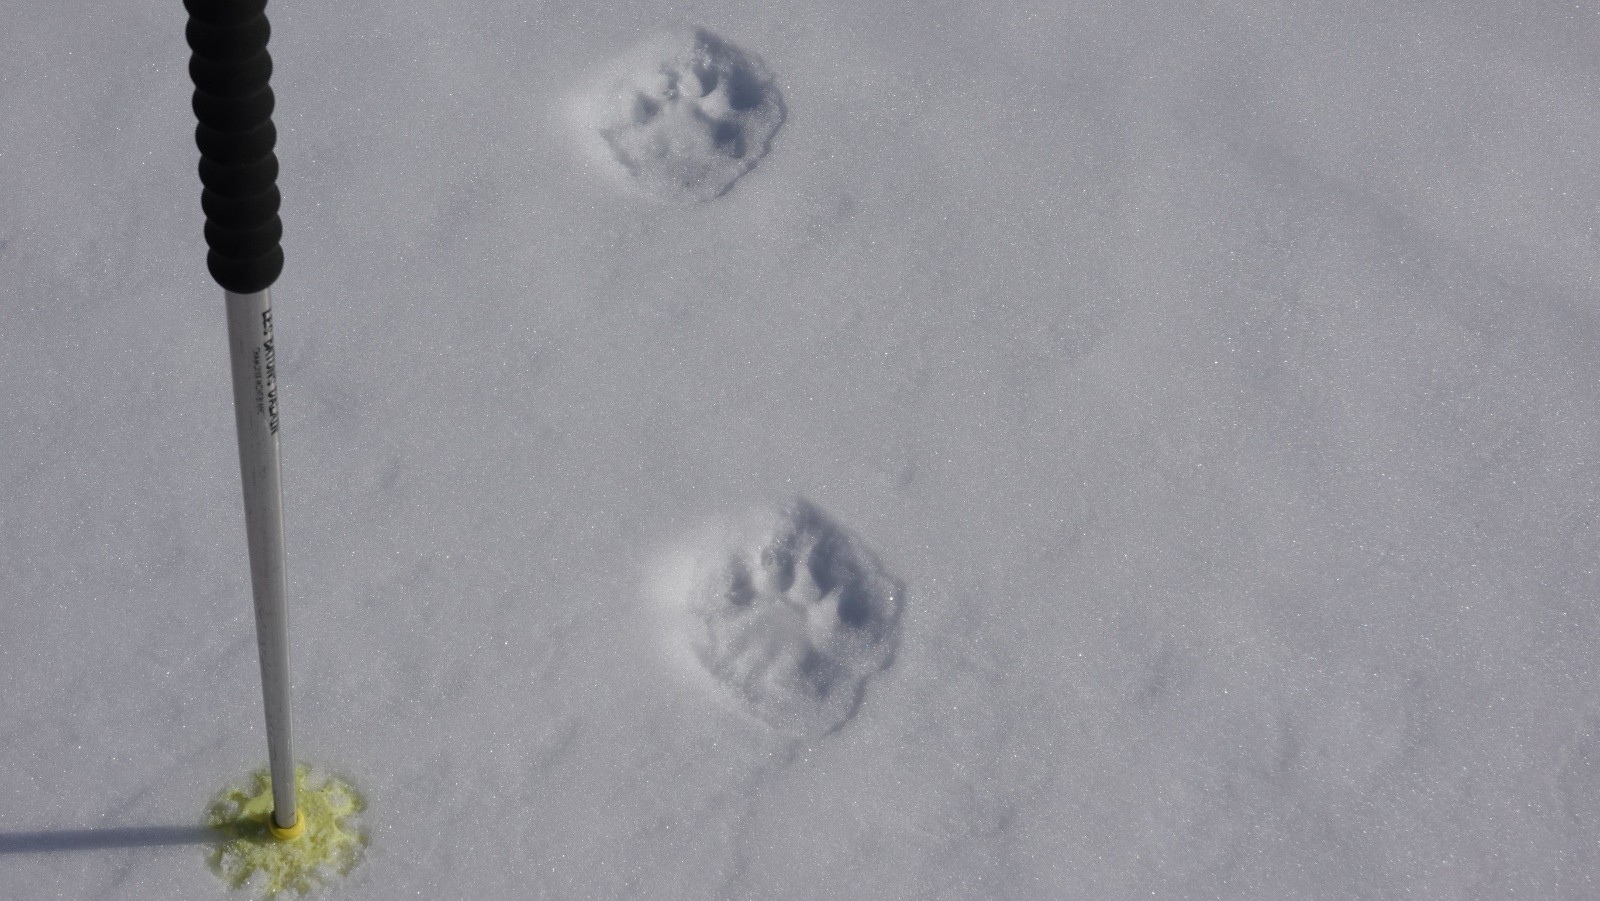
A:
[184, 0, 268, 24]
[188, 0, 281, 293]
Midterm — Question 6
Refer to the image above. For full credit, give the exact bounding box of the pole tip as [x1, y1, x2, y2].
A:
[268, 810, 305, 841]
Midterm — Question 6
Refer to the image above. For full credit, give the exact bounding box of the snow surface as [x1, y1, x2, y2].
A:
[3, 0, 1600, 897]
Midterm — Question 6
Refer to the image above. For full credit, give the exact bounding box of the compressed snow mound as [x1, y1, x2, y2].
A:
[672, 499, 903, 738]
[569, 28, 785, 202]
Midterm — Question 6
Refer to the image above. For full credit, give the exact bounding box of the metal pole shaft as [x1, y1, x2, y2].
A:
[224, 287, 297, 830]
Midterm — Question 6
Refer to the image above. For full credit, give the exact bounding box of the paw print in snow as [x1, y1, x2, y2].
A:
[679, 499, 903, 738]
[570, 28, 785, 202]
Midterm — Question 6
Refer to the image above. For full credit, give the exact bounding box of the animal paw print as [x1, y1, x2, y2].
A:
[681, 499, 902, 737]
[571, 28, 785, 202]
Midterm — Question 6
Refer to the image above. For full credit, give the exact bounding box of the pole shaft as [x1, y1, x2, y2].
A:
[224, 287, 297, 829]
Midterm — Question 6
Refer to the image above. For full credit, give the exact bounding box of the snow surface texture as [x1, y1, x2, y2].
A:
[672, 499, 902, 738]
[6, 0, 1600, 898]
[569, 27, 784, 202]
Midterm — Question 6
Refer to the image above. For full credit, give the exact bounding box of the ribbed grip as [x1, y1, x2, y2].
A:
[187, 0, 282, 294]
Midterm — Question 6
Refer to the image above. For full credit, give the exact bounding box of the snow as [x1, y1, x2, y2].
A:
[3, 0, 1599, 897]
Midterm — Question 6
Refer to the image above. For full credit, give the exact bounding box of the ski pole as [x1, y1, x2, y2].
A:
[186, 0, 301, 839]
